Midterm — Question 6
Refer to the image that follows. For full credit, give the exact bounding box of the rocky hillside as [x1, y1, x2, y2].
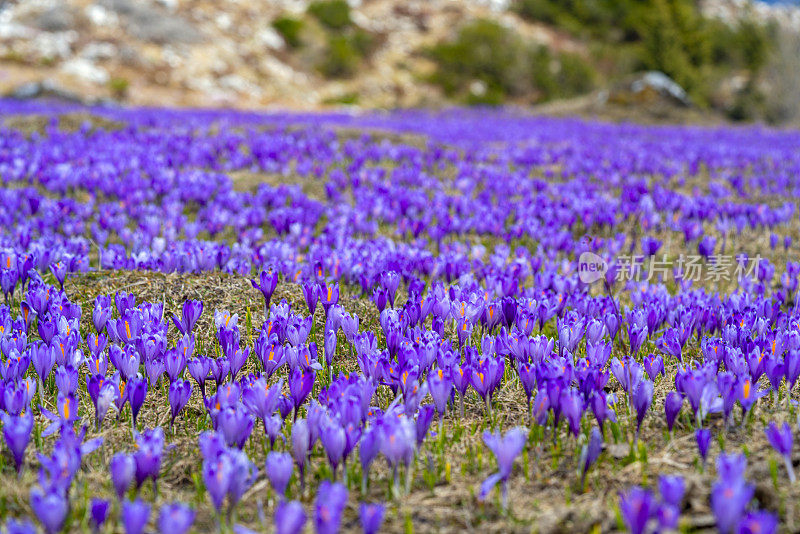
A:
[0, 0, 583, 108]
[0, 0, 797, 119]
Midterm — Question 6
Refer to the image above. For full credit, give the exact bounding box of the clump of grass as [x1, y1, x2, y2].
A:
[272, 16, 305, 49]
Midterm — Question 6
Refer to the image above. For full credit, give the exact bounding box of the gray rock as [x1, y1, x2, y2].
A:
[630, 71, 691, 106]
[31, 7, 77, 33]
[4, 80, 119, 107]
[6, 80, 84, 103]
[101, 0, 203, 44]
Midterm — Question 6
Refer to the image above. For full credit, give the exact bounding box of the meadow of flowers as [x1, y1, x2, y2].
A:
[0, 101, 799, 533]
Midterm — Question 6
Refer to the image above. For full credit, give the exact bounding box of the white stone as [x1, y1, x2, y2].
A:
[216, 13, 232, 31]
[85, 4, 119, 27]
[81, 42, 117, 61]
[256, 27, 285, 50]
[32, 31, 77, 59]
[61, 57, 110, 84]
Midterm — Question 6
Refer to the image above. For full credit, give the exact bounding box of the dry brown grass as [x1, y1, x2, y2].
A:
[1, 113, 126, 136]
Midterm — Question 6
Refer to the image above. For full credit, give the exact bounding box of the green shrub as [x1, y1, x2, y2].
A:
[728, 83, 765, 121]
[428, 19, 531, 102]
[350, 29, 375, 57]
[554, 52, 596, 97]
[272, 16, 304, 49]
[428, 19, 597, 104]
[318, 35, 360, 78]
[529, 46, 557, 100]
[323, 92, 360, 105]
[307, 0, 352, 30]
[108, 77, 130, 99]
[513, 0, 774, 109]
[309, 5, 376, 80]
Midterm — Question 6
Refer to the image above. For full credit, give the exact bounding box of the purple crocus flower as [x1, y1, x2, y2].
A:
[217, 403, 255, 450]
[698, 235, 716, 259]
[266, 451, 294, 497]
[203, 453, 232, 514]
[226, 449, 257, 513]
[265, 414, 284, 449]
[415, 405, 435, 447]
[579, 426, 603, 489]
[5, 517, 36, 534]
[324, 328, 337, 373]
[165, 343, 189, 382]
[641, 236, 662, 256]
[31, 343, 56, 384]
[89, 499, 109, 534]
[359, 427, 381, 493]
[145, 357, 166, 388]
[86, 375, 115, 430]
[659, 329, 683, 362]
[289, 367, 316, 416]
[242, 376, 283, 433]
[656, 502, 680, 531]
[717, 452, 748, 484]
[428, 367, 453, 421]
[320, 282, 340, 316]
[631, 379, 653, 444]
[643, 353, 664, 381]
[229, 347, 250, 380]
[479, 426, 528, 510]
[252, 269, 279, 318]
[360, 502, 385, 534]
[696, 428, 712, 467]
[171, 299, 203, 335]
[275, 500, 306, 534]
[92, 296, 111, 334]
[664, 391, 683, 436]
[258, 343, 286, 380]
[320, 416, 347, 476]
[291, 418, 312, 487]
[560, 388, 585, 437]
[314, 480, 348, 534]
[517, 361, 537, 407]
[122, 499, 151, 534]
[1, 411, 33, 473]
[187, 356, 212, 398]
[40, 392, 79, 436]
[710, 456, 754, 534]
[110, 452, 136, 500]
[589, 392, 616, 434]
[30, 487, 68, 534]
[168, 379, 192, 429]
[55, 365, 79, 395]
[618, 486, 654, 534]
[738, 378, 766, 417]
[134, 427, 165, 489]
[302, 282, 319, 316]
[658, 475, 685, 508]
[115, 291, 136, 317]
[764, 422, 795, 483]
[737, 511, 778, 534]
[49, 262, 67, 290]
[628, 324, 647, 357]
[128, 377, 147, 429]
[470, 356, 504, 412]
[158, 503, 195, 534]
[37, 427, 95, 494]
[379, 415, 416, 488]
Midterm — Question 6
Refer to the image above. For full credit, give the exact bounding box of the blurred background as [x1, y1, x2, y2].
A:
[1, 0, 799, 124]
